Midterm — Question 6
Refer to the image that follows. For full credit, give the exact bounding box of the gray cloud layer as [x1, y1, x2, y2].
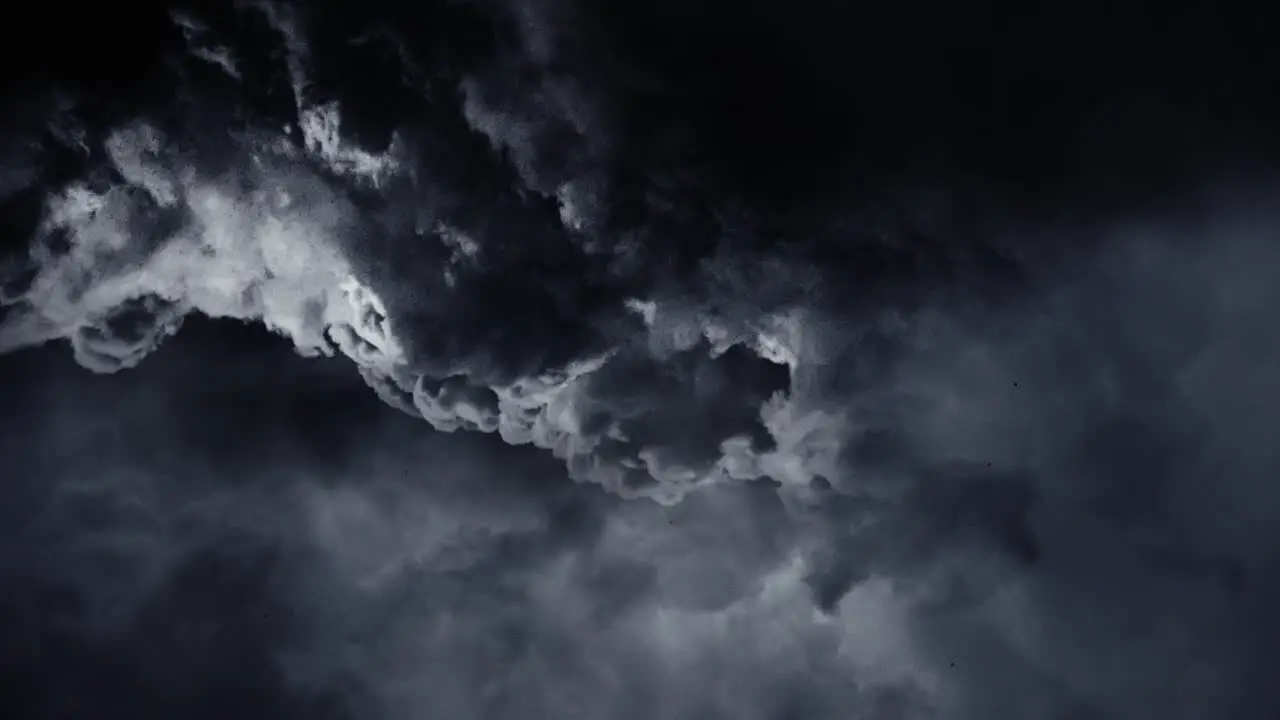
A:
[3, 1, 1280, 718]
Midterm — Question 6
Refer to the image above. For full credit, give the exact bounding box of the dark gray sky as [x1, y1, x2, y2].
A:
[3, 2, 1280, 718]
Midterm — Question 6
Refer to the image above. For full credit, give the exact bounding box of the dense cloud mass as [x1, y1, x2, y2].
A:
[3, 1, 1280, 718]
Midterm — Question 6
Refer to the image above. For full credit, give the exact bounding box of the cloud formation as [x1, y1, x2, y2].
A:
[3, 1, 1280, 718]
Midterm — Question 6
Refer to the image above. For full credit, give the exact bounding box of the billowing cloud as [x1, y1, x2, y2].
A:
[4, 1, 1280, 718]
[0, 0, 808, 502]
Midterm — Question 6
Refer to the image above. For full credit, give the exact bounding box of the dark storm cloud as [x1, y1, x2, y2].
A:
[0, 0, 815, 501]
[3, 1, 1280, 718]
[0, 330, 859, 720]
[0, 329, 606, 720]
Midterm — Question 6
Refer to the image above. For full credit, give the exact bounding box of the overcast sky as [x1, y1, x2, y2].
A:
[3, 2, 1280, 718]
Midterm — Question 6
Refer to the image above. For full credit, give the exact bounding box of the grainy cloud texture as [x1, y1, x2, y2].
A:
[2, 1, 1280, 718]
